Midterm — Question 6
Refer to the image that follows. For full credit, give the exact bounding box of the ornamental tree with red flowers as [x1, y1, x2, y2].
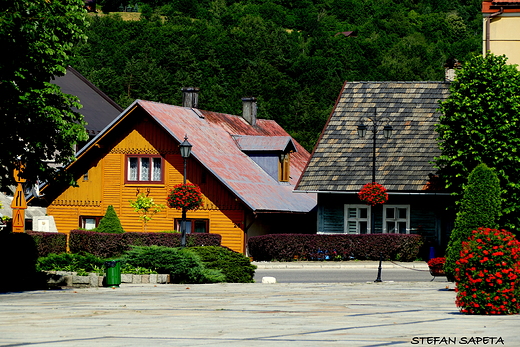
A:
[167, 183, 203, 211]
[455, 227, 520, 315]
[358, 182, 388, 206]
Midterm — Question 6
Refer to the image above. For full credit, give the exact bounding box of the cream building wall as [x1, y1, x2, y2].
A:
[483, 12, 520, 67]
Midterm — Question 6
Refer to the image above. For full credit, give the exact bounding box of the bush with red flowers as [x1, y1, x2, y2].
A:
[167, 183, 203, 210]
[455, 227, 520, 315]
[358, 182, 388, 206]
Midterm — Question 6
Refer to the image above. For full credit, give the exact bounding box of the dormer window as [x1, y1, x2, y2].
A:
[233, 135, 296, 182]
[279, 153, 290, 182]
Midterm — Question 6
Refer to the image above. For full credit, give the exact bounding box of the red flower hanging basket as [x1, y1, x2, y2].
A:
[167, 183, 203, 210]
[358, 182, 388, 206]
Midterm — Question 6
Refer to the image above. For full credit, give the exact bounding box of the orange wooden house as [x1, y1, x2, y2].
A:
[32, 91, 316, 253]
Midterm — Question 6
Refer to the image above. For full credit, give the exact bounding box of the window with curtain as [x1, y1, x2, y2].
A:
[126, 155, 163, 183]
[174, 219, 209, 233]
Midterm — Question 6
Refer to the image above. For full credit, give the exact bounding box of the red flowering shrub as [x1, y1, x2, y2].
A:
[455, 227, 520, 315]
[167, 183, 203, 210]
[358, 182, 388, 206]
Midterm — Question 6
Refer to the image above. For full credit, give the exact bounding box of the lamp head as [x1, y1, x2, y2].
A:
[179, 135, 192, 158]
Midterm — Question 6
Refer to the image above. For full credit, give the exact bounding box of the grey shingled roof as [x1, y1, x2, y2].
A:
[296, 81, 451, 193]
[52, 66, 123, 136]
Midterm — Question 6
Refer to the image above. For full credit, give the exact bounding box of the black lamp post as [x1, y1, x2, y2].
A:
[357, 109, 392, 283]
[357, 110, 393, 233]
[179, 135, 192, 248]
[357, 108, 393, 184]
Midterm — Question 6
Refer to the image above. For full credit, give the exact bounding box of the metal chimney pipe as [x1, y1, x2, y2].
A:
[181, 87, 200, 108]
[241, 97, 257, 126]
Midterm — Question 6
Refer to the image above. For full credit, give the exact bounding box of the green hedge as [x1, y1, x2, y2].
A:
[36, 252, 105, 274]
[69, 230, 222, 258]
[248, 234, 423, 262]
[188, 246, 257, 283]
[0, 232, 44, 291]
[121, 246, 225, 284]
[27, 232, 67, 257]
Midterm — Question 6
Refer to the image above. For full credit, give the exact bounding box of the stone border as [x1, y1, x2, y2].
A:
[45, 271, 170, 288]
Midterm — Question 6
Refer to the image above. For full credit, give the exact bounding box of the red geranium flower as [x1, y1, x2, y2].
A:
[167, 183, 203, 210]
[358, 182, 388, 206]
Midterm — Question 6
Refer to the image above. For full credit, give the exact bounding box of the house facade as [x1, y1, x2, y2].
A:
[295, 81, 454, 251]
[483, 0, 520, 66]
[32, 95, 316, 253]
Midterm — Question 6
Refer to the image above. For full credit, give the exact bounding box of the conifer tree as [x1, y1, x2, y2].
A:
[444, 163, 501, 278]
[95, 205, 125, 233]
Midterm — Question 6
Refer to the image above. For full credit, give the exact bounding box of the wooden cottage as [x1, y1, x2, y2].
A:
[296, 81, 454, 250]
[32, 94, 316, 253]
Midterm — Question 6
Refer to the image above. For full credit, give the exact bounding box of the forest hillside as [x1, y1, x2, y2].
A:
[71, 0, 483, 151]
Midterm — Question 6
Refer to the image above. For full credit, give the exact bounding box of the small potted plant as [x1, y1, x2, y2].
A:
[427, 257, 446, 277]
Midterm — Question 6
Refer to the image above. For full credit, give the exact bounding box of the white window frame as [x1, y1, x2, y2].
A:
[383, 205, 410, 234]
[344, 204, 371, 234]
[127, 155, 163, 183]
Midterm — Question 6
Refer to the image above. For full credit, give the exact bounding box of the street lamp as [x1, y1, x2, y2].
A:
[179, 135, 192, 248]
[357, 108, 392, 184]
[357, 109, 392, 283]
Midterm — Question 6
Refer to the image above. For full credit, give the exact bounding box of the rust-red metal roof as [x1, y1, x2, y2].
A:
[127, 100, 316, 213]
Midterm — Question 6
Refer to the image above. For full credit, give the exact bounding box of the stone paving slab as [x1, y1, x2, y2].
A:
[0, 280, 518, 346]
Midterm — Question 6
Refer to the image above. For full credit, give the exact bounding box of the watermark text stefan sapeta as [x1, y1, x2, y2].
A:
[411, 337, 504, 345]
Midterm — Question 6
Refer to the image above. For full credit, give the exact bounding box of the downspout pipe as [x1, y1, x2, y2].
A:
[485, 7, 504, 55]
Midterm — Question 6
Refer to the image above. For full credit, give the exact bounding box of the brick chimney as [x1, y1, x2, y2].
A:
[444, 58, 461, 82]
[181, 87, 199, 108]
[242, 97, 257, 126]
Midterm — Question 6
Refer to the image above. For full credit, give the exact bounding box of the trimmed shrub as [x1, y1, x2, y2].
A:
[455, 228, 520, 315]
[27, 232, 67, 257]
[248, 234, 423, 262]
[0, 232, 44, 291]
[121, 246, 225, 284]
[69, 230, 127, 258]
[445, 164, 502, 278]
[188, 246, 257, 283]
[96, 205, 125, 233]
[37, 253, 105, 275]
[69, 230, 222, 258]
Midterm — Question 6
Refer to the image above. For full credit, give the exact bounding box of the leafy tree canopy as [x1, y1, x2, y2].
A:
[436, 53, 520, 232]
[71, 0, 482, 151]
[0, 0, 89, 189]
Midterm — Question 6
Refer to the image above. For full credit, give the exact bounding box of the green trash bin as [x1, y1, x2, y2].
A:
[105, 260, 121, 287]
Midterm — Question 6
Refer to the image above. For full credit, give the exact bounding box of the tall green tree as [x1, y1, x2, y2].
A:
[0, 0, 89, 188]
[444, 163, 501, 278]
[436, 53, 520, 232]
